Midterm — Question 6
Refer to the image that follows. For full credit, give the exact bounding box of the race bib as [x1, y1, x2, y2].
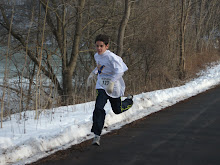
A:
[99, 77, 111, 88]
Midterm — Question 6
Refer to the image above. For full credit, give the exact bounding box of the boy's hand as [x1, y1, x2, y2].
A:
[87, 72, 96, 88]
[106, 81, 114, 93]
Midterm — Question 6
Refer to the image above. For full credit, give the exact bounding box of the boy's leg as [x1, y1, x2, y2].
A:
[109, 97, 133, 114]
[91, 89, 109, 136]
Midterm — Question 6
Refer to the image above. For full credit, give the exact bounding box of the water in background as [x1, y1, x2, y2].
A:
[0, 45, 89, 114]
[0, 47, 25, 82]
[0, 46, 63, 83]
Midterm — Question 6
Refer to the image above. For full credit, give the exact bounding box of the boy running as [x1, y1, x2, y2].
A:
[87, 34, 133, 146]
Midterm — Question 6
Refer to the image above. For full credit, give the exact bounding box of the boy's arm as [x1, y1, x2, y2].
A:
[92, 67, 98, 74]
[86, 67, 98, 88]
[106, 72, 124, 94]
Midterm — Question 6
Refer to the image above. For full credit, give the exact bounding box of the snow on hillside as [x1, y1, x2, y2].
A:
[0, 62, 220, 165]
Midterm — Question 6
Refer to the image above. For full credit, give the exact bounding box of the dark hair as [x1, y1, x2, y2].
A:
[95, 34, 110, 45]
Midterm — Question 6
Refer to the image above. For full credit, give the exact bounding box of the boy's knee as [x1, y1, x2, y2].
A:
[112, 109, 121, 114]
[94, 107, 105, 114]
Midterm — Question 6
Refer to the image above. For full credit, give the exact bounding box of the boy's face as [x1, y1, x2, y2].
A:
[96, 41, 109, 55]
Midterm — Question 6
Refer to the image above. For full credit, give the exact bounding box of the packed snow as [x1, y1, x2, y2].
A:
[0, 62, 220, 165]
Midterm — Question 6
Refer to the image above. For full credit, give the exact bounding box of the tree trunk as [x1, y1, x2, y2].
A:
[179, 0, 185, 79]
[62, 0, 86, 105]
[116, 0, 133, 57]
[178, 0, 191, 79]
[62, 70, 73, 105]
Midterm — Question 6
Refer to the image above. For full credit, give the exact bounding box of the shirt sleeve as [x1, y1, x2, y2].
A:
[111, 55, 128, 74]
[92, 67, 98, 74]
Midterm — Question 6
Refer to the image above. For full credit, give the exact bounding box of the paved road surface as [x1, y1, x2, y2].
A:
[31, 85, 220, 165]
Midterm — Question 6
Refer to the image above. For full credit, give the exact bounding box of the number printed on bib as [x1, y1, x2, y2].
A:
[100, 77, 111, 88]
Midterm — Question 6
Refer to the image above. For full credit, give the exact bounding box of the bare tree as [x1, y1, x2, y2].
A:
[0, 0, 219, 116]
[178, 0, 192, 79]
[0, 0, 86, 105]
[0, 4, 14, 127]
[116, 0, 134, 57]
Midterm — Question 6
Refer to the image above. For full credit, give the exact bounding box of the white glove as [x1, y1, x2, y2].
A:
[87, 72, 96, 88]
[106, 81, 114, 94]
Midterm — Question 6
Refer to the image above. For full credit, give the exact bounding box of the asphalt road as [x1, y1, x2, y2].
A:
[31, 85, 220, 165]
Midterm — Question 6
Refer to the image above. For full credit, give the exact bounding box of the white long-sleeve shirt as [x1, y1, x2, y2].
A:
[92, 50, 128, 98]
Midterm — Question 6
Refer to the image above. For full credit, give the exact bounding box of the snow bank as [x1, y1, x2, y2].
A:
[0, 62, 220, 165]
